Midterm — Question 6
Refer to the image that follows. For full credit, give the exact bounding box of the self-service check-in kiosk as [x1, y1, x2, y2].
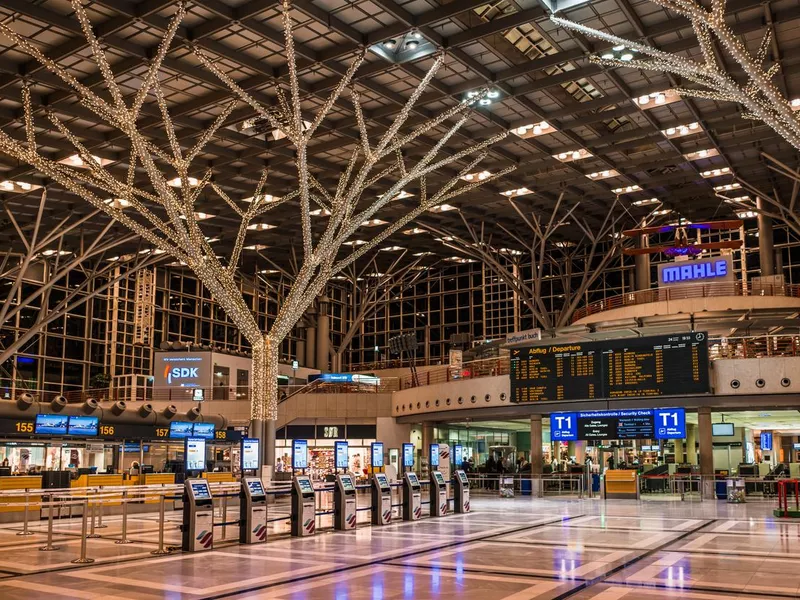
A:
[453, 469, 470, 513]
[239, 477, 268, 544]
[182, 479, 214, 552]
[371, 473, 392, 525]
[334, 474, 357, 530]
[430, 471, 448, 517]
[402, 472, 422, 521]
[291, 475, 316, 537]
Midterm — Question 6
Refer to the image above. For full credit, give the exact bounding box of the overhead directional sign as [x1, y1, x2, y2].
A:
[550, 408, 686, 441]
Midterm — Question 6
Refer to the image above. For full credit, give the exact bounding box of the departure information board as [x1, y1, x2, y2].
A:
[511, 332, 708, 403]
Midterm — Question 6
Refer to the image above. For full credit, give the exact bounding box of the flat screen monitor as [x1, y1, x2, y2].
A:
[402, 443, 414, 468]
[293, 439, 308, 470]
[340, 475, 355, 491]
[794, 443, 800, 451]
[335, 441, 348, 470]
[192, 423, 215, 439]
[406, 472, 419, 487]
[371, 442, 384, 468]
[457, 471, 469, 484]
[35, 414, 68, 435]
[241, 438, 260, 471]
[712, 423, 734, 437]
[433, 471, 445, 485]
[453, 444, 463, 466]
[296, 476, 314, 495]
[67, 415, 98, 436]
[375, 473, 389, 489]
[185, 437, 206, 471]
[246, 479, 265, 497]
[429, 443, 439, 467]
[169, 421, 194, 439]
[190, 480, 211, 500]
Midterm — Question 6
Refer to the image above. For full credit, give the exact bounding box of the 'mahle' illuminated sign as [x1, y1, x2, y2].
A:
[658, 256, 733, 287]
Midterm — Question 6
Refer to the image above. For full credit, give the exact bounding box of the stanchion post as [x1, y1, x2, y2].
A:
[96, 487, 107, 528]
[87, 497, 100, 538]
[151, 493, 171, 555]
[71, 498, 95, 564]
[221, 493, 228, 541]
[116, 490, 132, 544]
[40, 493, 61, 551]
[17, 490, 35, 536]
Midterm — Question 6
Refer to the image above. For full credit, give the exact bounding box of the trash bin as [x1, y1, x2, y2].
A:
[521, 478, 532, 496]
[715, 480, 727, 499]
[592, 474, 600, 493]
[727, 478, 746, 503]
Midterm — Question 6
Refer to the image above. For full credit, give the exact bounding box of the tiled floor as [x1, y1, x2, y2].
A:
[0, 495, 796, 598]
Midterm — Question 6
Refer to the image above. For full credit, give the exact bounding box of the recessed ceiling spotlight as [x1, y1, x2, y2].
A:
[411, 30, 422, 40]
[479, 98, 491, 105]
[406, 39, 419, 50]
[384, 39, 397, 49]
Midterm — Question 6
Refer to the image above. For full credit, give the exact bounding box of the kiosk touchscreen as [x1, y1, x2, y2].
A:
[239, 477, 268, 544]
[453, 469, 470, 513]
[402, 472, 422, 521]
[182, 479, 214, 552]
[371, 473, 392, 525]
[291, 475, 316, 537]
[334, 474, 358, 531]
[430, 470, 448, 517]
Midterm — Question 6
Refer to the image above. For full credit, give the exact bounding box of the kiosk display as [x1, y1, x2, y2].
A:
[291, 475, 316, 536]
[453, 470, 470, 513]
[241, 438, 259, 471]
[239, 477, 267, 544]
[402, 443, 414, 469]
[371, 442, 384, 468]
[182, 479, 214, 552]
[402, 472, 422, 521]
[430, 470, 448, 517]
[293, 439, 309, 470]
[429, 444, 439, 468]
[185, 437, 206, 472]
[335, 441, 349, 470]
[371, 472, 392, 525]
[334, 474, 357, 530]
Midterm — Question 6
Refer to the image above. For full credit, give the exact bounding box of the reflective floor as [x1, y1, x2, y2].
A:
[0, 495, 797, 598]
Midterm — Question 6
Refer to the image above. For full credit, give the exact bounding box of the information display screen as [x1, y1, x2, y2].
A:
[406, 473, 420, 487]
[511, 332, 709, 402]
[402, 443, 414, 468]
[246, 479, 265, 497]
[169, 421, 194, 438]
[335, 441, 349, 470]
[67, 416, 98, 436]
[457, 471, 469, 484]
[293, 439, 308, 470]
[551, 408, 686, 441]
[340, 475, 355, 491]
[760, 432, 773, 451]
[185, 437, 206, 471]
[241, 438, 259, 471]
[190, 481, 211, 500]
[192, 423, 215, 439]
[429, 443, 439, 467]
[371, 442, 384, 468]
[433, 471, 445, 485]
[712, 423, 734, 437]
[35, 414, 68, 435]
[297, 477, 314, 495]
[453, 444, 463, 467]
[375, 473, 389, 489]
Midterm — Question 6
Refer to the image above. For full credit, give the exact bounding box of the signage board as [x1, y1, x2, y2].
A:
[185, 437, 206, 471]
[550, 408, 685, 441]
[335, 440, 349, 470]
[506, 328, 542, 346]
[308, 373, 381, 385]
[511, 332, 709, 403]
[402, 443, 414, 468]
[241, 438, 259, 471]
[292, 439, 308, 470]
[153, 352, 211, 388]
[371, 442, 384, 468]
[760, 432, 773, 451]
[429, 443, 439, 467]
[657, 255, 734, 287]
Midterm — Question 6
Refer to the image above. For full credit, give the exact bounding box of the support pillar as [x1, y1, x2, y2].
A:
[264, 419, 276, 470]
[316, 296, 330, 372]
[634, 234, 651, 291]
[673, 437, 684, 465]
[305, 308, 317, 370]
[422, 423, 433, 476]
[757, 197, 775, 276]
[698, 407, 714, 498]
[531, 415, 543, 496]
[686, 424, 697, 465]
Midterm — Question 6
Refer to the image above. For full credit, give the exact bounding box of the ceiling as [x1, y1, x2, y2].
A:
[0, 0, 798, 271]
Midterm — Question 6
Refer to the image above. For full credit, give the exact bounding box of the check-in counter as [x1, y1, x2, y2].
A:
[140, 473, 176, 503]
[603, 470, 639, 500]
[72, 474, 124, 506]
[202, 472, 235, 484]
[0, 476, 43, 522]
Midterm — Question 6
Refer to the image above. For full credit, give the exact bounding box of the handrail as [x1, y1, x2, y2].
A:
[572, 280, 800, 323]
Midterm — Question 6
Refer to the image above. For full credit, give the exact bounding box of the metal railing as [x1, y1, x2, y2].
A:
[398, 356, 509, 390]
[572, 281, 800, 322]
[468, 473, 586, 498]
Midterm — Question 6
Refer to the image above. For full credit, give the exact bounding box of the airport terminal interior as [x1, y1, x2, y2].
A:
[1, 0, 800, 598]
